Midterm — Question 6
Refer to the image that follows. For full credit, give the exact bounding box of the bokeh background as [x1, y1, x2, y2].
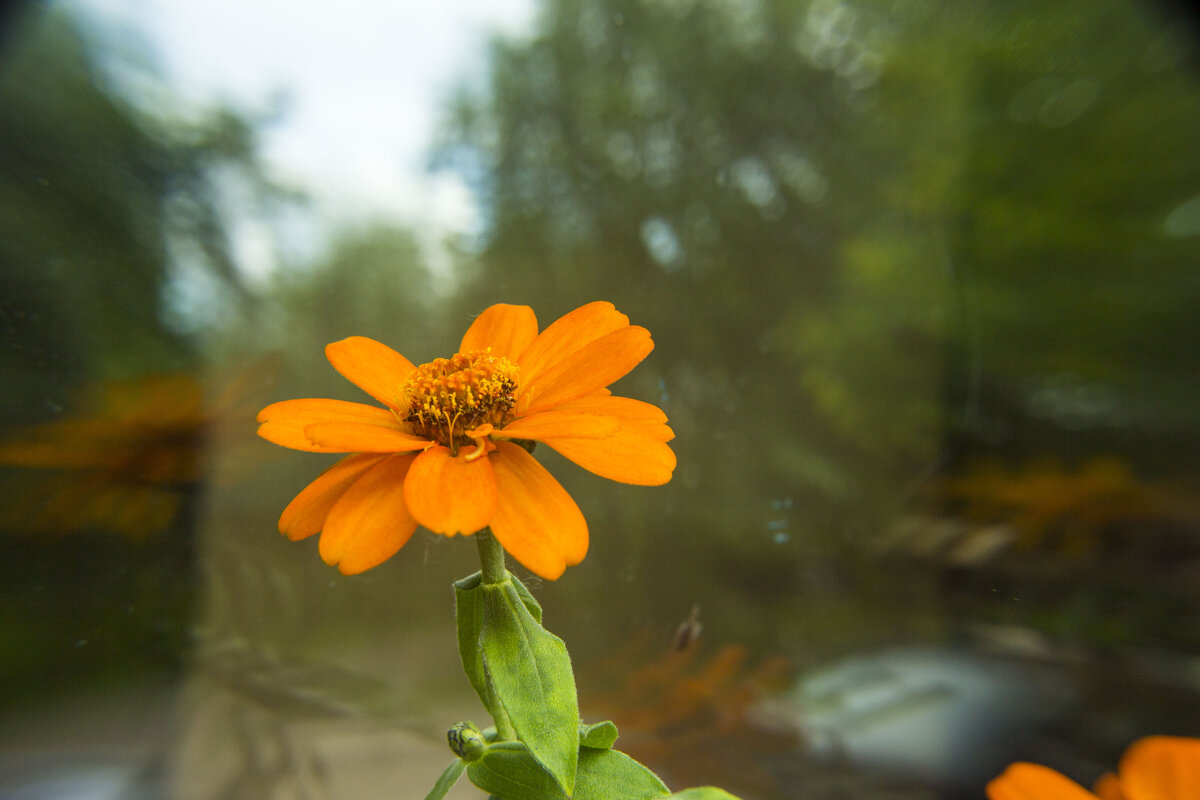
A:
[1, 1, 1199, 798]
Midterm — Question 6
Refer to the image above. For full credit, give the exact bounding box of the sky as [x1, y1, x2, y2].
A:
[64, 0, 537, 278]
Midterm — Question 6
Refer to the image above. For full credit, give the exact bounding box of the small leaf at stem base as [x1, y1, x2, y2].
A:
[666, 789, 744, 800]
[578, 720, 619, 750]
[467, 743, 670, 800]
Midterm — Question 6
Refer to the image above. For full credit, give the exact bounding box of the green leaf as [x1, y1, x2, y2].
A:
[573, 748, 671, 800]
[452, 572, 542, 722]
[423, 759, 466, 800]
[666, 789, 743, 800]
[467, 743, 670, 800]
[481, 580, 580, 794]
[453, 572, 484, 592]
[508, 570, 543, 623]
[453, 572, 500, 719]
[467, 742, 566, 800]
[578, 720, 619, 750]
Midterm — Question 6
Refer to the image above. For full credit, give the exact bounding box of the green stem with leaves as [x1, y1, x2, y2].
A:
[474, 528, 517, 741]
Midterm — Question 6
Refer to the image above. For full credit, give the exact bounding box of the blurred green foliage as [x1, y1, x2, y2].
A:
[0, 7, 282, 405]
[430, 0, 1200, 656]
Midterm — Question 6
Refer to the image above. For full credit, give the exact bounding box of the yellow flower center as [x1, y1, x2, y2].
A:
[402, 350, 518, 451]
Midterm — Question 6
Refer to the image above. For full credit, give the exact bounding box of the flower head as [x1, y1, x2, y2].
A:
[987, 736, 1200, 800]
[257, 302, 675, 579]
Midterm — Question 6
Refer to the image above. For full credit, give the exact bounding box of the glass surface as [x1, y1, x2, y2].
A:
[1, 1, 1198, 798]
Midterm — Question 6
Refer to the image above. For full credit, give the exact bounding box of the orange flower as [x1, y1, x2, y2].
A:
[987, 736, 1200, 800]
[257, 302, 675, 579]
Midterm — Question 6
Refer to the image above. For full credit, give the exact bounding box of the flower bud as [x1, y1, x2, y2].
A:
[447, 721, 487, 761]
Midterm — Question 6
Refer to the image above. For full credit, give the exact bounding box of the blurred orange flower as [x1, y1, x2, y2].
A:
[987, 736, 1200, 800]
[257, 302, 675, 579]
[0, 364, 277, 539]
[0, 373, 206, 538]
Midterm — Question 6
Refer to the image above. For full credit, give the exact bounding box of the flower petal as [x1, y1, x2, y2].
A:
[319, 454, 418, 574]
[258, 399, 405, 453]
[545, 424, 676, 485]
[304, 421, 433, 452]
[459, 303, 539, 361]
[986, 763, 1099, 800]
[497, 408, 620, 441]
[279, 453, 388, 540]
[1119, 736, 1200, 800]
[550, 394, 670, 425]
[488, 441, 588, 580]
[521, 326, 654, 414]
[517, 301, 629, 388]
[1092, 774, 1125, 800]
[325, 336, 416, 409]
[404, 445, 498, 536]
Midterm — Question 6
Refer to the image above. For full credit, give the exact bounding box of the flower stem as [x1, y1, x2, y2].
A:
[475, 528, 507, 585]
[492, 697, 517, 742]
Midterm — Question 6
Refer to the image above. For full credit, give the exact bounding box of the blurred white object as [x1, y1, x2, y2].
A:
[766, 646, 1075, 792]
